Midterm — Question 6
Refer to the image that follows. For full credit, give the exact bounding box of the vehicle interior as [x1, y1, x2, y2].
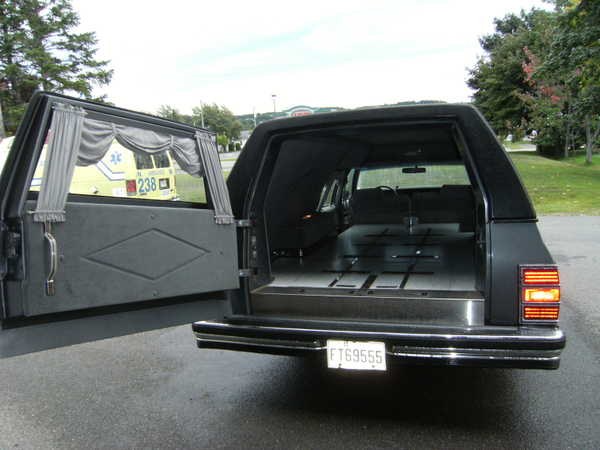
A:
[248, 121, 487, 327]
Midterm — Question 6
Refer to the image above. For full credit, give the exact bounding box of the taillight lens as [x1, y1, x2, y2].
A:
[523, 306, 560, 321]
[126, 179, 137, 196]
[523, 269, 559, 284]
[520, 265, 561, 323]
[524, 288, 560, 302]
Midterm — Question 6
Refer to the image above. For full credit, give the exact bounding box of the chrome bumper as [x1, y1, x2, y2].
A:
[192, 317, 566, 369]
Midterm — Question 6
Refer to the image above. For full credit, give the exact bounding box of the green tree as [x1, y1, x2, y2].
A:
[518, 41, 579, 158]
[0, 0, 113, 135]
[467, 8, 557, 140]
[217, 134, 229, 152]
[192, 102, 243, 144]
[156, 105, 183, 122]
[541, 0, 600, 163]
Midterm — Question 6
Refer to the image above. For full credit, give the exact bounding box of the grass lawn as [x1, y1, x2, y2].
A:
[176, 171, 230, 203]
[509, 150, 600, 215]
[503, 140, 528, 150]
[175, 151, 599, 216]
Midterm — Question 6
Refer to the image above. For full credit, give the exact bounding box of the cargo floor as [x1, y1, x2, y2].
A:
[268, 223, 477, 291]
[252, 224, 483, 326]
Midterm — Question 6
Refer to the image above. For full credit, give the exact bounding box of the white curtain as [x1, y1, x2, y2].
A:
[34, 103, 234, 225]
[78, 118, 205, 178]
[34, 103, 86, 222]
[196, 131, 234, 225]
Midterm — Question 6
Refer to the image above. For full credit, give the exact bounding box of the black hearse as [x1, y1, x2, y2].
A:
[0, 92, 565, 370]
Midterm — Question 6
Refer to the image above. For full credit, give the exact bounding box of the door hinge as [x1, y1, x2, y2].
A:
[237, 215, 258, 278]
[236, 219, 253, 228]
[239, 268, 257, 277]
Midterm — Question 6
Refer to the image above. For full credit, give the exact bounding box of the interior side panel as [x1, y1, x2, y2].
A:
[19, 199, 239, 316]
[264, 140, 362, 253]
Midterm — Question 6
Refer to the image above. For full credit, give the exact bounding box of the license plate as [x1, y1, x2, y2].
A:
[327, 340, 386, 371]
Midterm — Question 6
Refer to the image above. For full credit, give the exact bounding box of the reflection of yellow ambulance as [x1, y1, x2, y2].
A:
[1, 137, 178, 200]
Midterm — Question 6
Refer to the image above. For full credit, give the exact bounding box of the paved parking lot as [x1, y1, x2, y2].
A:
[1, 216, 599, 450]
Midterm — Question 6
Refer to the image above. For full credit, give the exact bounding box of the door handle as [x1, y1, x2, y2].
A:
[44, 222, 57, 296]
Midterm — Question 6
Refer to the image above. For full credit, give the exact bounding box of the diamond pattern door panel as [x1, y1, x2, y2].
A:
[21, 201, 239, 316]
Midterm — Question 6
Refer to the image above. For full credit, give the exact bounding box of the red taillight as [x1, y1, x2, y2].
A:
[523, 269, 559, 285]
[126, 179, 137, 196]
[174, 175, 177, 187]
[520, 265, 561, 323]
[523, 306, 560, 321]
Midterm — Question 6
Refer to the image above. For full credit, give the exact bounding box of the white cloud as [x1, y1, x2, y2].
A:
[71, 0, 551, 115]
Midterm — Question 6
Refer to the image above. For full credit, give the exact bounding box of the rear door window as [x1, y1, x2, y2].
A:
[357, 163, 471, 190]
[29, 128, 208, 203]
[134, 153, 154, 170]
[153, 152, 171, 168]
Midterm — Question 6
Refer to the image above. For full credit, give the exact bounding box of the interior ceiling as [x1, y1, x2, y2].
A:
[316, 124, 461, 166]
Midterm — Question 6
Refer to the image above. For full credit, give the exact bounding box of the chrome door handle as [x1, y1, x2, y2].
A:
[44, 222, 57, 296]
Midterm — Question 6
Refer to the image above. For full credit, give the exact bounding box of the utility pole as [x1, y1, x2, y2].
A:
[272, 94, 276, 119]
[200, 100, 205, 128]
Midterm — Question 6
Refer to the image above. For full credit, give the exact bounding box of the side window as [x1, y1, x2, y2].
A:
[134, 153, 153, 170]
[345, 169, 355, 198]
[176, 172, 208, 203]
[318, 183, 336, 209]
[153, 152, 170, 168]
[318, 171, 347, 211]
[30, 122, 210, 204]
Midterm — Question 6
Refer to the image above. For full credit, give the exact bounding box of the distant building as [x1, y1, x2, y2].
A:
[240, 130, 251, 148]
[274, 105, 341, 119]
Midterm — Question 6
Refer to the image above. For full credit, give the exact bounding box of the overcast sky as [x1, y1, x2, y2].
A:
[70, 0, 552, 116]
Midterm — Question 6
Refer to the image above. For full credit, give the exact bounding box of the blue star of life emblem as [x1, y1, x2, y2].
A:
[110, 151, 122, 165]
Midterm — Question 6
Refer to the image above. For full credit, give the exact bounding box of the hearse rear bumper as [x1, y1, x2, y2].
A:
[192, 316, 566, 369]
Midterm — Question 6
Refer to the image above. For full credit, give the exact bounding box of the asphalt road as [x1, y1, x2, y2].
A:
[220, 151, 240, 171]
[1, 216, 599, 450]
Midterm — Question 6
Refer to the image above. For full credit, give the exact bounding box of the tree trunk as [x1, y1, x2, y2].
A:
[0, 101, 5, 139]
[593, 121, 600, 162]
[584, 115, 600, 164]
[564, 124, 570, 158]
[564, 101, 573, 158]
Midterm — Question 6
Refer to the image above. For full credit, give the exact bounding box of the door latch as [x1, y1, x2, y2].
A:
[2, 230, 21, 261]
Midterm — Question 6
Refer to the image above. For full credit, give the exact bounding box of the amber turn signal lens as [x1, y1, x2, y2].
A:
[523, 306, 560, 321]
[524, 288, 560, 302]
[523, 269, 560, 284]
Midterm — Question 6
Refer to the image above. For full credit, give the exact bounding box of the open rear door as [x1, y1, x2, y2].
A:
[0, 92, 239, 358]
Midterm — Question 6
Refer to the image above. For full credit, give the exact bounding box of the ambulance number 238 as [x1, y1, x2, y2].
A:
[138, 177, 157, 193]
